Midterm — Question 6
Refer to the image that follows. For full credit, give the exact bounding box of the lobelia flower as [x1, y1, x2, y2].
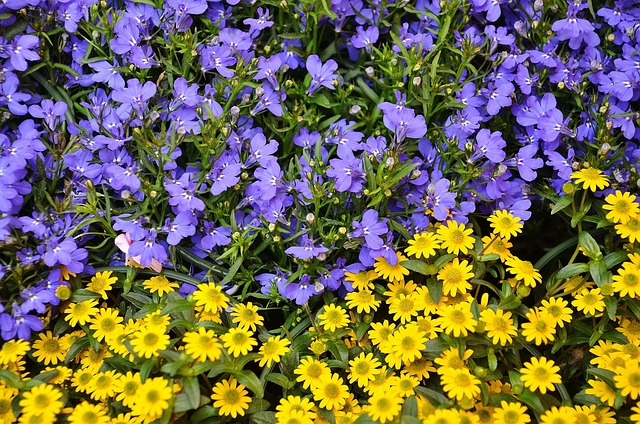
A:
[326, 151, 365, 193]
[244, 7, 274, 36]
[545, 148, 575, 181]
[482, 82, 514, 116]
[112, 78, 157, 117]
[8, 35, 40, 71]
[129, 45, 160, 69]
[285, 234, 329, 260]
[254, 55, 282, 90]
[199, 221, 232, 250]
[246, 133, 278, 167]
[250, 83, 285, 117]
[349, 209, 388, 250]
[293, 127, 321, 150]
[424, 178, 457, 221]
[110, 18, 141, 55]
[351, 25, 379, 52]
[165, 173, 206, 212]
[282, 274, 320, 305]
[382, 107, 427, 142]
[504, 144, 544, 182]
[28, 99, 67, 129]
[19, 287, 54, 314]
[18, 211, 47, 238]
[165, 0, 207, 30]
[126, 230, 168, 269]
[0, 74, 30, 115]
[551, 2, 600, 48]
[164, 211, 196, 245]
[251, 160, 284, 201]
[115, 232, 162, 273]
[1, 304, 43, 340]
[484, 25, 515, 55]
[42, 237, 77, 267]
[470, 129, 506, 164]
[89, 59, 125, 89]
[255, 268, 288, 296]
[306, 54, 339, 95]
[326, 119, 364, 157]
[209, 150, 242, 196]
[514, 64, 538, 95]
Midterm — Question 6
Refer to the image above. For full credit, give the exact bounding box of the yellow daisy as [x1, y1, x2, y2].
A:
[345, 289, 381, 314]
[440, 367, 481, 401]
[230, 302, 264, 331]
[436, 220, 475, 255]
[519, 357, 561, 394]
[183, 327, 223, 362]
[32, 331, 70, 366]
[405, 232, 440, 259]
[221, 327, 257, 357]
[130, 377, 173, 422]
[480, 308, 517, 345]
[311, 373, 349, 411]
[366, 389, 403, 423]
[294, 357, 331, 390]
[374, 252, 410, 283]
[317, 304, 350, 332]
[130, 327, 170, 358]
[64, 299, 99, 327]
[87, 270, 117, 300]
[142, 275, 178, 296]
[192, 282, 229, 314]
[256, 335, 291, 367]
[210, 378, 252, 418]
[539, 297, 573, 328]
[505, 257, 542, 287]
[571, 288, 605, 316]
[344, 269, 378, 290]
[571, 167, 609, 192]
[493, 401, 530, 424]
[437, 258, 474, 297]
[603, 190, 639, 224]
[616, 217, 640, 243]
[348, 352, 382, 388]
[436, 302, 477, 337]
[488, 209, 523, 240]
[520, 309, 556, 345]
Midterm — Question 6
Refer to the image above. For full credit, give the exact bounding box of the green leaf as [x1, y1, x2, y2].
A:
[308, 93, 332, 108]
[233, 370, 264, 399]
[252, 412, 278, 424]
[264, 373, 294, 388]
[488, 350, 498, 372]
[401, 260, 435, 275]
[354, 414, 377, 424]
[498, 294, 521, 311]
[326, 340, 349, 364]
[173, 393, 194, 413]
[402, 396, 418, 416]
[579, 231, 601, 259]
[626, 299, 640, 321]
[586, 367, 616, 387]
[604, 251, 629, 269]
[219, 255, 244, 286]
[589, 259, 610, 287]
[65, 336, 90, 363]
[122, 291, 153, 308]
[604, 297, 617, 320]
[356, 78, 379, 103]
[182, 376, 201, 410]
[140, 358, 156, 382]
[550, 196, 573, 215]
[191, 406, 216, 423]
[516, 389, 546, 415]
[0, 370, 23, 389]
[426, 279, 443, 304]
[556, 263, 589, 280]
[161, 299, 194, 316]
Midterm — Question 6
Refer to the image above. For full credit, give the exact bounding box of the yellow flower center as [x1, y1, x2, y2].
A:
[78, 372, 92, 385]
[81, 411, 98, 422]
[306, 363, 323, 379]
[492, 317, 508, 331]
[123, 381, 138, 395]
[450, 310, 466, 324]
[444, 268, 462, 284]
[95, 375, 110, 389]
[100, 318, 116, 332]
[224, 389, 240, 404]
[144, 332, 159, 346]
[533, 367, 549, 379]
[34, 393, 51, 408]
[323, 383, 340, 399]
[0, 399, 10, 414]
[43, 339, 60, 353]
[199, 335, 214, 348]
[232, 332, 248, 344]
[615, 200, 631, 212]
[450, 230, 464, 244]
[628, 372, 640, 387]
[326, 310, 342, 323]
[355, 361, 370, 374]
[146, 389, 160, 403]
[397, 298, 414, 312]
[535, 320, 549, 332]
[502, 410, 519, 424]
[374, 396, 391, 410]
[455, 372, 472, 387]
[401, 336, 416, 351]
[73, 303, 89, 315]
[625, 273, 639, 287]
[583, 294, 597, 305]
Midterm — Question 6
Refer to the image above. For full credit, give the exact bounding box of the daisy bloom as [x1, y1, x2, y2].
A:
[64, 299, 98, 327]
[603, 190, 639, 224]
[211, 378, 252, 418]
[345, 289, 381, 313]
[114, 371, 142, 408]
[143, 275, 178, 296]
[480, 308, 517, 345]
[0, 340, 30, 365]
[614, 360, 640, 399]
[32, 331, 70, 366]
[437, 258, 474, 297]
[571, 167, 609, 192]
[71, 368, 95, 393]
[615, 217, 640, 243]
[87, 370, 121, 401]
[344, 269, 378, 290]
[221, 327, 258, 357]
[230, 302, 264, 331]
[572, 405, 597, 424]
[130, 327, 170, 359]
[521, 309, 556, 345]
[383, 279, 418, 304]
[520, 357, 561, 394]
[18, 384, 64, 421]
[275, 396, 316, 423]
[481, 235, 513, 262]
[0, 389, 16, 423]
[366, 390, 403, 423]
[613, 261, 640, 298]
[493, 401, 530, 424]
[539, 406, 577, 424]
[368, 320, 396, 350]
[183, 327, 223, 362]
[87, 271, 117, 299]
[389, 293, 419, 324]
[436, 302, 477, 337]
[192, 282, 229, 314]
[436, 220, 475, 255]
[505, 257, 541, 287]
[89, 308, 124, 342]
[295, 357, 331, 390]
[403, 357, 436, 381]
[130, 377, 173, 422]
[440, 367, 481, 401]
[405, 232, 440, 259]
[318, 304, 350, 331]
[348, 352, 382, 388]
[257, 335, 291, 367]
[67, 401, 109, 424]
[311, 373, 349, 411]
[585, 379, 617, 407]
[571, 288, 605, 316]
[488, 210, 523, 240]
[374, 252, 410, 283]
[383, 324, 428, 368]
[539, 297, 573, 328]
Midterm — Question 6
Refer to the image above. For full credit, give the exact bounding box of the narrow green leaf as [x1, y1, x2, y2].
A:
[556, 263, 589, 280]
[401, 260, 435, 275]
[579, 232, 601, 259]
[219, 256, 244, 286]
[604, 297, 617, 320]
[550, 196, 573, 215]
[589, 259, 610, 287]
[233, 370, 264, 399]
[182, 376, 201, 410]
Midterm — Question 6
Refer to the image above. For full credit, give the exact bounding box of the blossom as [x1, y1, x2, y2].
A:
[115, 233, 163, 273]
[9, 35, 40, 71]
[349, 209, 388, 250]
[306, 54, 338, 95]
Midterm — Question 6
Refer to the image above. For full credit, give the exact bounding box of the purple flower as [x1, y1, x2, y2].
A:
[285, 234, 329, 260]
[425, 179, 457, 221]
[351, 26, 379, 52]
[326, 119, 364, 157]
[471, 129, 506, 164]
[19, 212, 47, 237]
[199, 221, 231, 250]
[349, 209, 388, 250]
[128, 230, 168, 267]
[247, 133, 278, 167]
[43, 237, 77, 267]
[482, 82, 514, 116]
[255, 268, 288, 296]
[164, 212, 196, 245]
[171, 77, 201, 109]
[0, 74, 30, 115]
[282, 274, 321, 305]
[110, 18, 140, 55]
[209, 151, 242, 196]
[254, 55, 282, 90]
[250, 84, 285, 117]
[89, 59, 125, 89]
[112, 79, 157, 116]
[28, 100, 67, 128]
[326, 152, 365, 193]
[20, 287, 54, 314]
[306, 55, 339, 95]
[504, 144, 544, 182]
[9, 35, 40, 71]
[2, 305, 44, 340]
[244, 7, 273, 35]
[251, 160, 284, 201]
[382, 107, 427, 142]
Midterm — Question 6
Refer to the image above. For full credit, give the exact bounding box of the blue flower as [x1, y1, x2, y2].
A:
[349, 209, 388, 250]
[306, 54, 339, 95]
[285, 234, 329, 260]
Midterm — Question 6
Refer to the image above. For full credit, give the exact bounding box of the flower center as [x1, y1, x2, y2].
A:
[324, 383, 340, 399]
[224, 389, 239, 404]
[144, 333, 159, 346]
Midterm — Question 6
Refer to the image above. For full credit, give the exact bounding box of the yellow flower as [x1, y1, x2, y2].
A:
[366, 390, 403, 423]
[130, 377, 173, 422]
[143, 275, 178, 296]
[615, 217, 640, 243]
[0, 388, 16, 424]
[87, 271, 117, 299]
[348, 352, 381, 388]
[571, 167, 609, 192]
[437, 258, 474, 297]
[521, 309, 556, 345]
[311, 373, 349, 411]
[440, 367, 481, 401]
[572, 405, 597, 424]
[275, 396, 316, 423]
[345, 289, 380, 314]
[614, 360, 640, 400]
[389, 293, 419, 324]
[480, 308, 517, 345]
[571, 288, 605, 316]
[211, 378, 252, 418]
[436, 302, 477, 337]
[403, 357, 436, 381]
[539, 297, 572, 328]
[493, 401, 530, 424]
[71, 368, 95, 393]
[383, 279, 417, 304]
[18, 384, 64, 420]
[87, 370, 121, 401]
[130, 327, 170, 359]
[539, 406, 576, 424]
[256, 335, 291, 367]
[405, 232, 440, 259]
[64, 299, 98, 327]
[183, 327, 223, 362]
[585, 379, 617, 407]
[436, 220, 475, 255]
[230, 302, 264, 331]
[505, 257, 541, 287]
[67, 401, 110, 424]
[374, 252, 410, 283]
[317, 304, 350, 331]
[114, 371, 141, 408]
[481, 235, 513, 262]
[192, 282, 229, 314]
[344, 270, 378, 290]
[32, 331, 70, 366]
[520, 357, 561, 394]
[89, 308, 124, 342]
[142, 310, 170, 330]
[294, 357, 331, 390]
[368, 320, 396, 351]
[488, 210, 523, 240]
[0, 340, 30, 365]
[613, 261, 640, 298]
[603, 190, 639, 224]
[221, 327, 257, 357]
[382, 323, 427, 369]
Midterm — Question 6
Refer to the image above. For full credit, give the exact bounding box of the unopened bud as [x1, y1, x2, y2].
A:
[268, 223, 276, 232]
[149, 190, 158, 199]
[365, 66, 374, 78]
[338, 227, 347, 235]
[255, 86, 264, 97]
[385, 156, 395, 168]
[607, 33, 615, 42]
[599, 143, 611, 156]
[350, 105, 361, 115]
[306, 213, 315, 224]
[413, 76, 422, 87]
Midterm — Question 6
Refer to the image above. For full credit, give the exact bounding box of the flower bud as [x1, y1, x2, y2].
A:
[306, 213, 315, 224]
[350, 105, 361, 115]
[268, 223, 276, 232]
[56, 285, 72, 301]
[365, 66, 374, 77]
[413, 76, 422, 87]
[517, 285, 531, 298]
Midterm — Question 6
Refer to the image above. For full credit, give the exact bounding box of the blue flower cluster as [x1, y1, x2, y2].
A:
[0, 0, 639, 339]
